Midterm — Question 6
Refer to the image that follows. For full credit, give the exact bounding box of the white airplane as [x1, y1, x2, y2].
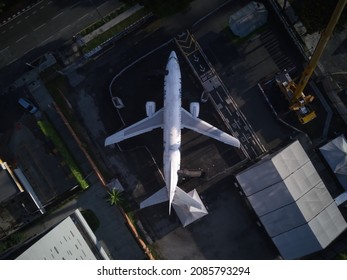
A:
[105, 51, 240, 226]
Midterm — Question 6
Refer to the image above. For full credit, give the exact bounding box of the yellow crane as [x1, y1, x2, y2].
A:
[276, 0, 347, 124]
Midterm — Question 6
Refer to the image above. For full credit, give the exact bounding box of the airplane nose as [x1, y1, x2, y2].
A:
[169, 51, 177, 60]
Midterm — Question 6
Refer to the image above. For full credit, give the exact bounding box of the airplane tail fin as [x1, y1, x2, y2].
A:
[173, 187, 205, 210]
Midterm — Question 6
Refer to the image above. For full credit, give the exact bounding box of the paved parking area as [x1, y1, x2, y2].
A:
[154, 178, 279, 260]
[99, 40, 281, 259]
[67, 0, 307, 260]
[193, 6, 298, 152]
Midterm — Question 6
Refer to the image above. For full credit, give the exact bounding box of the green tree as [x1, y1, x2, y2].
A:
[81, 209, 100, 232]
[108, 188, 124, 207]
[291, 0, 347, 34]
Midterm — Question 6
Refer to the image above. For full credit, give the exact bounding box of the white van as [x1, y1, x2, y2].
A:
[18, 97, 38, 114]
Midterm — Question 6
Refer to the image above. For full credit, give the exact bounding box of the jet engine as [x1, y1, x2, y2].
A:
[189, 102, 200, 118]
[146, 101, 156, 117]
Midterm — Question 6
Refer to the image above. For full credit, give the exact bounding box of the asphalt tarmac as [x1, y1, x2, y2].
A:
[101, 41, 280, 259]
[62, 0, 319, 260]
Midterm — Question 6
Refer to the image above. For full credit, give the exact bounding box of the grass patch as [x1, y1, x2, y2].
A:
[78, 4, 132, 37]
[140, 0, 193, 17]
[81, 209, 100, 232]
[43, 75, 112, 181]
[83, 8, 148, 53]
[44, 75, 77, 128]
[37, 119, 89, 189]
[0, 232, 23, 254]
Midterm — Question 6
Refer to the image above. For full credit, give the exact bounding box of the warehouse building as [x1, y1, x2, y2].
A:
[16, 209, 110, 260]
[236, 140, 347, 259]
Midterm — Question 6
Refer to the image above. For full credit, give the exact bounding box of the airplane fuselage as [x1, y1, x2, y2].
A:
[163, 51, 182, 211]
[105, 50, 240, 224]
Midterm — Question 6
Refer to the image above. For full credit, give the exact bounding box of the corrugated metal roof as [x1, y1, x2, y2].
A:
[16, 216, 97, 260]
[319, 135, 347, 191]
[236, 140, 347, 259]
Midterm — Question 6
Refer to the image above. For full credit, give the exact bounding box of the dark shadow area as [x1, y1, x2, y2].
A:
[185, 176, 280, 259]
[333, 37, 347, 56]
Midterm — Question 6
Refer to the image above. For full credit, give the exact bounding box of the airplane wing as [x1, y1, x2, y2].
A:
[105, 108, 164, 146]
[181, 108, 240, 148]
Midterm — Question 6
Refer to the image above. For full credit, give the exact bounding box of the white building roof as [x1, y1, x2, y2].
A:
[319, 135, 347, 190]
[16, 209, 109, 260]
[236, 140, 347, 259]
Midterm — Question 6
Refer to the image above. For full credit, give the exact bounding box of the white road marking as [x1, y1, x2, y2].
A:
[60, 24, 72, 33]
[70, 1, 81, 9]
[224, 106, 232, 116]
[97, 2, 110, 10]
[34, 23, 46, 31]
[6, 58, 17, 66]
[41, 35, 54, 44]
[25, 15, 30, 19]
[17, 20, 22, 24]
[32, 10, 37, 15]
[40, 5, 45, 10]
[215, 91, 223, 102]
[1, 30, 6, 34]
[48, 0, 53, 4]
[78, 14, 89, 21]
[52, 11, 64, 20]
[24, 47, 35, 55]
[9, 25, 14, 29]
[0, 46, 9, 53]
[16, 35, 28, 43]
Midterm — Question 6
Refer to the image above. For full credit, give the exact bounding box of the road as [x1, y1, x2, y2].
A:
[0, 0, 122, 68]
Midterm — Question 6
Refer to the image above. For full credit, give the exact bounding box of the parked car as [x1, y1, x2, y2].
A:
[18, 97, 38, 114]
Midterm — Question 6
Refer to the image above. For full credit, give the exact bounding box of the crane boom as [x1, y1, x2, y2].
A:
[294, 0, 347, 99]
[276, 0, 346, 124]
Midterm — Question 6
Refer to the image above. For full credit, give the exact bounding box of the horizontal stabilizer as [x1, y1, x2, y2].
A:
[140, 186, 168, 209]
[172, 186, 204, 210]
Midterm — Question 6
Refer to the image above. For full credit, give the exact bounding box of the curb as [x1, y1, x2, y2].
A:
[0, 0, 43, 28]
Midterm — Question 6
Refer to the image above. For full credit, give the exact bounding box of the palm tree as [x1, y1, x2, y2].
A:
[108, 188, 123, 207]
